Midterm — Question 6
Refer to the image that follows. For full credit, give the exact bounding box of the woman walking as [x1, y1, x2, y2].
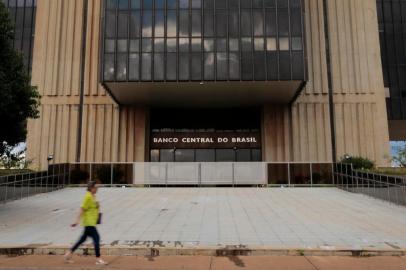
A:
[64, 181, 107, 265]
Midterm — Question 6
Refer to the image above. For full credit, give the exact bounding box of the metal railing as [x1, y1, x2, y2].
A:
[68, 162, 335, 187]
[0, 164, 70, 204]
[334, 163, 406, 206]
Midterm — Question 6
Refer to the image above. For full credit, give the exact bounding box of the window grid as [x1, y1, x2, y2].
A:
[102, 0, 306, 82]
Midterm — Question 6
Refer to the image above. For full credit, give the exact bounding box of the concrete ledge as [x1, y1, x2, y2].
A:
[0, 245, 405, 257]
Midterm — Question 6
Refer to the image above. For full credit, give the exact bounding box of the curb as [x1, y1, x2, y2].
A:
[0, 245, 405, 257]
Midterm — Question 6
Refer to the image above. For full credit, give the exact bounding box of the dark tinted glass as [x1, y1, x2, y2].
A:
[102, 0, 305, 82]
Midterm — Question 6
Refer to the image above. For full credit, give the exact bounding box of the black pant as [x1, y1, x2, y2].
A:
[71, 226, 100, 257]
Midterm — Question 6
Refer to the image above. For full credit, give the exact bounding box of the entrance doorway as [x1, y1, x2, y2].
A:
[149, 108, 262, 162]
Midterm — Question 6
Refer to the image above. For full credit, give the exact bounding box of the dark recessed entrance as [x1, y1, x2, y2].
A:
[149, 108, 262, 162]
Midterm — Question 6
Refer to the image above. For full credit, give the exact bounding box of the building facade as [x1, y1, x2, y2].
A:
[376, 0, 406, 141]
[3, 0, 392, 169]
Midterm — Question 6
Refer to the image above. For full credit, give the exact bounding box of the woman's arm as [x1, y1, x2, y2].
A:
[71, 208, 84, 227]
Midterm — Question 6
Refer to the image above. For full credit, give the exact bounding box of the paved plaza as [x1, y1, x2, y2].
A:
[0, 188, 406, 250]
[1, 255, 406, 270]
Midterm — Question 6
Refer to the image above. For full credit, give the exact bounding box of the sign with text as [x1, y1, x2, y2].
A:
[151, 132, 261, 149]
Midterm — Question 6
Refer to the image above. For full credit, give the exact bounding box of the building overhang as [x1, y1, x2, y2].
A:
[103, 81, 305, 107]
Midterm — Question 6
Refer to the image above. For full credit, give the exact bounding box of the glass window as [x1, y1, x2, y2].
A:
[292, 37, 302, 51]
[191, 53, 202, 80]
[204, 38, 214, 51]
[142, 10, 152, 37]
[252, 149, 261, 161]
[179, 10, 189, 37]
[216, 52, 227, 80]
[179, 53, 189, 80]
[266, 37, 276, 51]
[216, 38, 227, 52]
[116, 53, 127, 81]
[117, 39, 128, 52]
[142, 38, 152, 52]
[167, 38, 177, 52]
[167, 10, 177, 36]
[167, 0, 177, 8]
[229, 39, 239, 51]
[279, 37, 289, 50]
[191, 0, 201, 8]
[191, 38, 202, 51]
[104, 54, 115, 80]
[107, 0, 118, 9]
[254, 52, 265, 80]
[195, 149, 215, 162]
[105, 11, 116, 38]
[204, 53, 215, 80]
[131, 0, 141, 8]
[216, 149, 235, 162]
[143, 0, 153, 8]
[175, 149, 195, 162]
[166, 53, 177, 80]
[236, 149, 251, 162]
[141, 53, 152, 80]
[155, 0, 165, 8]
[191, 10, 202, 36]
[241, 0, 251, 8]
[241, 37, 252, 51]
[150, 149, 159, 162]
[179, 0, 189, 8]
[129, 53, 139, 80]
[253, 10, 264, 36]
[117, 12, 128, 38]
[254, 38, 264, 51]
[154, 53, 164, 80]
[105, 39, 115, 53]
[130, 39, 140, 52]
[130, 11, 141, 38]
[265, 9, 276, 36]
[204, 0, 214, 9]
[229, 11, 239, 37]
[160, 149, 174, 162]
[179, 38, 189, 52]
[204, 10, 214, 36]
[229, 0, 239, 9]
[154, 10, 165, 37]
[278, 9, 289, 36]
[241, 10, 252, 36]
[229, 52, 240, 80]
[216, 0, 226, 9]
[154, 38, 164, 52]
[216, 10, 227, 37]
[241, 52, 253, 80]
[119, 0, 129, 9]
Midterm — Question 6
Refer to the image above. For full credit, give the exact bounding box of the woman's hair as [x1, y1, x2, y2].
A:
[87, 180, 97, 191]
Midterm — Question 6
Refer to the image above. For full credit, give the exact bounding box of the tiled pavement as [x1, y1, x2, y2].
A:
[0, 188, 405, 249]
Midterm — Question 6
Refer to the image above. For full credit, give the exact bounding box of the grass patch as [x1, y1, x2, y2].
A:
[362, 167, 406, 176]
[0, 169, 34, 176]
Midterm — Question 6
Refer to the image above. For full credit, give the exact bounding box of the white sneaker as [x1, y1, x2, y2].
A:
[64, 254, 74, 264]
[96, 259, 108, 265]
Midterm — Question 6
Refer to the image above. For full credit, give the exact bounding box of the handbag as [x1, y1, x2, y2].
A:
[97, 213, 102, 224]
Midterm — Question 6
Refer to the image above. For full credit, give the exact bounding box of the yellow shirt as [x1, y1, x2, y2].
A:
[81, 191, 99, 227]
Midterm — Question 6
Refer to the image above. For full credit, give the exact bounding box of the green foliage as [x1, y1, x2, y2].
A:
[392, 147, 406, 167]
[70, 169, 90, 184]
[95, 166, 124, 184]
[340, 155, 375, 170]
[0, 2, 40, 156]
[0, 144, 31, 169]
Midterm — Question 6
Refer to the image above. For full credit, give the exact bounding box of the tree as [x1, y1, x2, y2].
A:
[0, 2, 40, 157]
[392, 147, 406, 167]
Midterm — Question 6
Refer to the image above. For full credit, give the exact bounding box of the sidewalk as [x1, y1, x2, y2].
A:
[0, 255, 405, 270]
